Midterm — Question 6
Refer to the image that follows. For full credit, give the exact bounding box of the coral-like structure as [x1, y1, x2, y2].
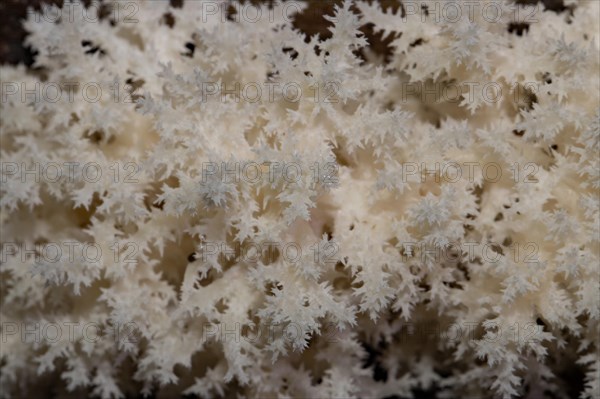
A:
[1, 1, 598, 398]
